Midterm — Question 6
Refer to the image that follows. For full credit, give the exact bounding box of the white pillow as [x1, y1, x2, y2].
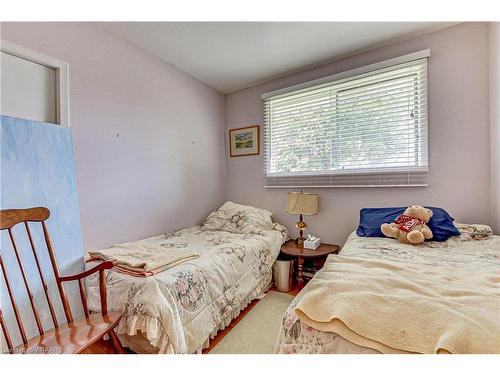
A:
[201, 201, 274, 234]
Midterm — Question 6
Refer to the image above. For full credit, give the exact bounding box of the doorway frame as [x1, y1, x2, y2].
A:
[1, 39, 70, 127]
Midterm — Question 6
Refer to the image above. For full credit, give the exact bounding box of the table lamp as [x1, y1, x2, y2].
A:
[285, 191, 319, 245]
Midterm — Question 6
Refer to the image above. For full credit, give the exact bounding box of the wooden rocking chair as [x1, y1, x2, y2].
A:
[0, 207, 124, 354]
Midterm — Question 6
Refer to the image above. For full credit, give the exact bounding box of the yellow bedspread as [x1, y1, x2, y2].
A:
[294, 255, 500, 354]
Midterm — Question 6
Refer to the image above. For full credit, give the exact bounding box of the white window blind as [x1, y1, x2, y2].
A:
[263, 50, 429, 188]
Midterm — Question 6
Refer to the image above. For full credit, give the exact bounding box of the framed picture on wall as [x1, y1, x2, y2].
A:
[229, 125, 260, 157]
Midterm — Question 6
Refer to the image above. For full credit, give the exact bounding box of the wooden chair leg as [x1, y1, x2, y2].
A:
[108, 330, 126, 354]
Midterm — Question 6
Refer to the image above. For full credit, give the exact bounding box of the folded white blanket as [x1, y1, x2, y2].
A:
[88, 241, 199, 277]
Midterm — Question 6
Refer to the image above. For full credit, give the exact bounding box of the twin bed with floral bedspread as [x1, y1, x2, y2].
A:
[275, 223, 500, 354]
[85, 202, 287, 354]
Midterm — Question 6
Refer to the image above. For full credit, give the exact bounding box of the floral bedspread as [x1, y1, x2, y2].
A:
[275, 223, 499, 354]
[86, 225, 286, 353]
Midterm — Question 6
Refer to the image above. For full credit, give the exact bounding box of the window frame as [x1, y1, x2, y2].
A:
[263, 49, 430, 182]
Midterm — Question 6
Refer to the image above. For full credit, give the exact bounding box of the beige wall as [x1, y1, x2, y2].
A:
[225, 22, 491, 245]
[491, 23, 500, 234]
[1, 22, 227, 251]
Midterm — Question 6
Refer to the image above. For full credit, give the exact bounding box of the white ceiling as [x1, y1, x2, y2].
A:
[102, 22, 456, 94]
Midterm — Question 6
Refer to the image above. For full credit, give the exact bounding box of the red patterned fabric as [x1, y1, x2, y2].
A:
[394, 214, 424, 233]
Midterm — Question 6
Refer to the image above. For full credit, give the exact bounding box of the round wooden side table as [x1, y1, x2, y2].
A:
[280, 240, 340, 290]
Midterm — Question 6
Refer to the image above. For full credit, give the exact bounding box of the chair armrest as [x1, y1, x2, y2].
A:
[59, 260, 115, 282]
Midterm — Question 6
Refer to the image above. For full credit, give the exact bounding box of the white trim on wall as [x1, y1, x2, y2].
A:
[1, 40, 70, 127]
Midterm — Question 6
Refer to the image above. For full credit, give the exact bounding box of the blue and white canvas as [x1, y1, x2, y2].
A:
[1, 115, 84, 349]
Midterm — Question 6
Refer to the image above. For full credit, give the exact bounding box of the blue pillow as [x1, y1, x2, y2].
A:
[356, 206, 460, 242]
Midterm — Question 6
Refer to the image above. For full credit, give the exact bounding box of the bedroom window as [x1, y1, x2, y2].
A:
[263, 50, 429, 188]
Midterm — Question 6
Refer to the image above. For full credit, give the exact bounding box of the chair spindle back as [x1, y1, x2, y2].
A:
[0, 207, 76, 353]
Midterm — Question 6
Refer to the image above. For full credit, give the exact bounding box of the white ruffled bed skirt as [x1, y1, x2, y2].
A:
[116, 272, 273, 354]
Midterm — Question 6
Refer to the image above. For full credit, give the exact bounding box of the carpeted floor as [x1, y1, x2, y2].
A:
[209, 291, 295, 354]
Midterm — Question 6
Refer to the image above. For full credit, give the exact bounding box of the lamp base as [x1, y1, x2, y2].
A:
[295, 213, 308, 246]
[295, 236, 305, 246]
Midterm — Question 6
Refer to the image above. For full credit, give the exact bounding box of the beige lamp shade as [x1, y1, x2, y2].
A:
[285, 192, 319, 215]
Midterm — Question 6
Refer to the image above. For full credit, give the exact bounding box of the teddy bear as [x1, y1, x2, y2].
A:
[381, 205, 434, 245]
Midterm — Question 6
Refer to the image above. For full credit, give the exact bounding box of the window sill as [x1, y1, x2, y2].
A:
[264, 184, 429, 188]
